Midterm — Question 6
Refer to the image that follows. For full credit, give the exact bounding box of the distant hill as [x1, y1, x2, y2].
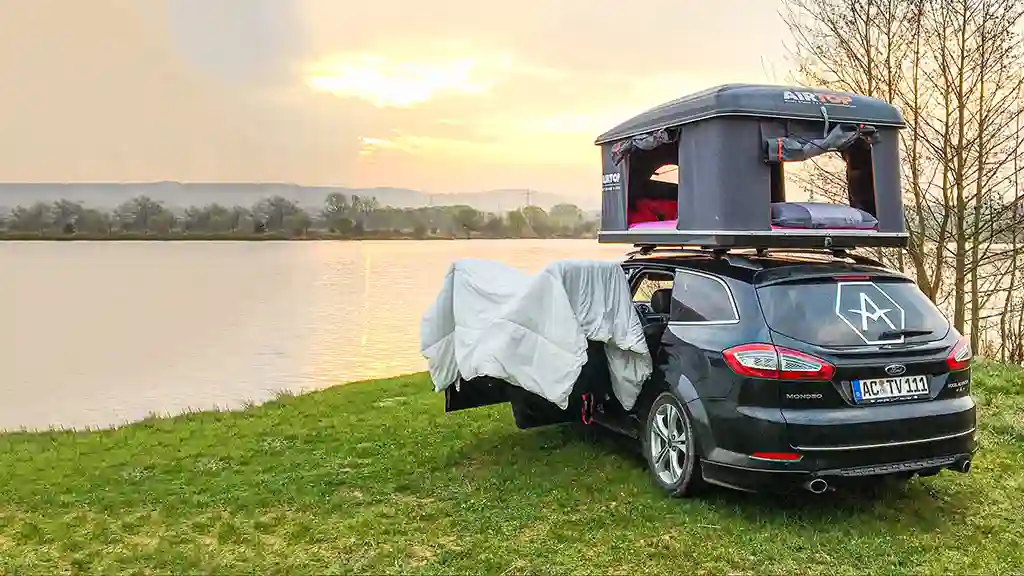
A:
[0, 183, 594, 213]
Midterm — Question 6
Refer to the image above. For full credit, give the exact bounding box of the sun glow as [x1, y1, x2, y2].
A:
[308, 46, 718, 171]
[305, 53, 502, 108]
[351, 106, 639, 166]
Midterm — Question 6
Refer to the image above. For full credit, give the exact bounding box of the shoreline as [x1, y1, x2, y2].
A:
[3, 359, 1015, 434]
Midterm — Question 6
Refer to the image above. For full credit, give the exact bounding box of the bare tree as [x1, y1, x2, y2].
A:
[1002, 92, 1024, 361]
[780, 0, 1024, 355]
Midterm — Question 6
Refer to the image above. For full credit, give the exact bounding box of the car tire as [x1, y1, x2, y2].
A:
[642, 391, 703, 497]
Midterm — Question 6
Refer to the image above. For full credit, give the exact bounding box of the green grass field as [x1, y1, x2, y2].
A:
[2, 364, 1023, 574]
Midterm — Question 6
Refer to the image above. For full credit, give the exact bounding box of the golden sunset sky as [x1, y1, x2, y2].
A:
[0, 0, 792, 202]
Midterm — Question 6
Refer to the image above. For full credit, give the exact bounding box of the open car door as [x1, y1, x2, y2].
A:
[444, 341, 612, 429]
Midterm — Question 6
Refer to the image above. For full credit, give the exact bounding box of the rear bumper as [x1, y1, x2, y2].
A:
[696, 395, 978, 493]
[701, 448, 975, 493]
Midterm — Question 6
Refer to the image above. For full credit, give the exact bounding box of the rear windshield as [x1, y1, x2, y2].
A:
[756, 277, 950, 347]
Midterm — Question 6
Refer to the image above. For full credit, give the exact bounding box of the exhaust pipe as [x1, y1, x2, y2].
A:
[805, 478, 828, 494]
[953, 458, 971, 474]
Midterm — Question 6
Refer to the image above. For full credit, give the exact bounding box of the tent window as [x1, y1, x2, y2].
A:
[763, 122, 880, 218]
[625, 143, 679, 228]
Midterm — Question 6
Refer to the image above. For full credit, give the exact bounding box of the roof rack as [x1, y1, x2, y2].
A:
[625, 244, 886, 267]
[625, 245, 713, 258]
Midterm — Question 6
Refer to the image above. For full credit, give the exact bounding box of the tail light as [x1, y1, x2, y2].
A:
[946, 335, 972, 371]
[751, 451, 803, 461]
[723, 343, 835, 381]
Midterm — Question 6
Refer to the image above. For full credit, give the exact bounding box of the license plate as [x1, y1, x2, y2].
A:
[852, 374, 929, 403]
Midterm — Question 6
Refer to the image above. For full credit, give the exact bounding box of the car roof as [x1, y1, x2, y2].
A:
[622, 251, 909, 285]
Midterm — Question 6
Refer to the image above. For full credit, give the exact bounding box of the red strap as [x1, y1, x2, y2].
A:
[581, 394, 593, 425]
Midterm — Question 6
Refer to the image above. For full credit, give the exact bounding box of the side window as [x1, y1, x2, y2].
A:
[651, 163, 678, 184]
[632, 270, 673, 302]
[671, 270, 739, 323]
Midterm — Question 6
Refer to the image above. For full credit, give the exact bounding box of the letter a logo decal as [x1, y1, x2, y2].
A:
[849, 292, 896, 331]
[834, 281, 906, 344]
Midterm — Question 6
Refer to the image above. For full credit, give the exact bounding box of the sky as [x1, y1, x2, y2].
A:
[0, 0, 794, 203]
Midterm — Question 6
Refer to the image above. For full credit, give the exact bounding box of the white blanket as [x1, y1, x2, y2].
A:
[419, 258, 652, 411]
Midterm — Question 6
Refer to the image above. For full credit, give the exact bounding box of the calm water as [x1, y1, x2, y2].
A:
[0, 240, 627, 431]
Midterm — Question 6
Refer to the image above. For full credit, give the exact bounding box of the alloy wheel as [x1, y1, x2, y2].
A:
[649, 402, 688, 484]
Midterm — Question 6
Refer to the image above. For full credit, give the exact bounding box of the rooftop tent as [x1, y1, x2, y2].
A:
[594, 83, 910, 250]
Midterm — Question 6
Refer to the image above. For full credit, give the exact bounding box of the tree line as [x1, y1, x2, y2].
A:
[0, 192, 598, 240]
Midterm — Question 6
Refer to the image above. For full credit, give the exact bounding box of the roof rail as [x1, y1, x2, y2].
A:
[753, 247, 887, 267]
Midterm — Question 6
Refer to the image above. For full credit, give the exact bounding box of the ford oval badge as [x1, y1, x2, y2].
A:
[884, 364, 907, 376]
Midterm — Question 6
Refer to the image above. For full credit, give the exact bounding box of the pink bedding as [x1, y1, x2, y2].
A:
[629, 219, 678, 230]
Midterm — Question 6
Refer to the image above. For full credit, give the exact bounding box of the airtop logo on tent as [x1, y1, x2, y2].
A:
[603, 172, 621, 185]
[783, 90, 854, 107]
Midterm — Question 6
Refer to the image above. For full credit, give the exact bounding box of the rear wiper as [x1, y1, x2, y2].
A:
[878, 329, 932, 339]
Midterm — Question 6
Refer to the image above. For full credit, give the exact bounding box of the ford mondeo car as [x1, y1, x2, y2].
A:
[420, 84, 975, 496]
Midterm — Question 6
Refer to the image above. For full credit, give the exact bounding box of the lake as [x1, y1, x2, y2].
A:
[0, 240, 627, 431]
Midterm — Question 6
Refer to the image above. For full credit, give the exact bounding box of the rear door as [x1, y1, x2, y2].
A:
[753, 267, 973, 448]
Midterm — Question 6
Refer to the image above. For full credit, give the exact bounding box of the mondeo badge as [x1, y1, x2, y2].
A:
[884, 364, 907, 376]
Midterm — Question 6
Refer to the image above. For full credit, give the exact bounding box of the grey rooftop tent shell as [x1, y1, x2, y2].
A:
[594, 83, 910, 250]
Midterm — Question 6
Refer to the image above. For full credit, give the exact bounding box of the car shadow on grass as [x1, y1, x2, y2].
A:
[445, 419, 970, 529]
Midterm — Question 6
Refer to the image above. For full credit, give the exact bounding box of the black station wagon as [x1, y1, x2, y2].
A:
[442, 247, 975, 496]
[434, 84, 976, 496]
[621, 248, 973, 495]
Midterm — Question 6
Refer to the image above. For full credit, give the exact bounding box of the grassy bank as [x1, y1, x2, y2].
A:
[2, 365, 1023, 574]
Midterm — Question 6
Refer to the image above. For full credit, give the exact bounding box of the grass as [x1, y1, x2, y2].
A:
[2, 365, 1023, 574]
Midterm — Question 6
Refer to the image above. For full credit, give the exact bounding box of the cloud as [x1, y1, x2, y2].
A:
[144, 0, 311, 87]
